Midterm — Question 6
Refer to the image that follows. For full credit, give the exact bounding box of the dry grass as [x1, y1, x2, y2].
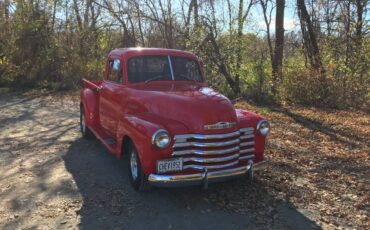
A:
[209, 101, 369, 229]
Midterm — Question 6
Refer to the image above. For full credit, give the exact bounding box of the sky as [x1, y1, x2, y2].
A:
[247, 0, 300, 34]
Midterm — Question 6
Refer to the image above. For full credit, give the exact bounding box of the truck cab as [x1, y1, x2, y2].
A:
[80, 48, 270, 190]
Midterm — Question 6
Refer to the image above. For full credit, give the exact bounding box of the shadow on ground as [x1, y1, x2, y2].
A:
[63, 138, 320, 230]
[272, 107, 369, 149]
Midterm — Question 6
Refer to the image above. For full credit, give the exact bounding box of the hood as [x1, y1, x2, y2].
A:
[128, 82, 238, 134]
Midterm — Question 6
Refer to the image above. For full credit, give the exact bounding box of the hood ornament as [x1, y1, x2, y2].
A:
[204, 122, 236, 130]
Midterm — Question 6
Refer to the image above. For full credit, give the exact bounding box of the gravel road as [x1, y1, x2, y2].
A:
[0, 92, 319, 230]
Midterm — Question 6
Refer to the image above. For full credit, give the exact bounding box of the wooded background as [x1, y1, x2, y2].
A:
[0, 0, 369, 108]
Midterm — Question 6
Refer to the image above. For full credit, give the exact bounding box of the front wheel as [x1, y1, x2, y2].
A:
[128, 143, 148, 190]
[80, 106, 94, 139]
[246, 166, 253, 184]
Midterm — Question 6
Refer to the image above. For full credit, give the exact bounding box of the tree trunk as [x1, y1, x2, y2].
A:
[355, 0, 364, 44]
[205, 0, 241, 96]
[51, 0, 57, 32]
[98, 0, 134, 47]
[4, 0, 10, 24]
[234, 0, 254, 96]
[84, 0, 91, 30]
[133, 1, 145, 46]
[344, 1, 351, 66]
[192, 0, 199, 27]
[208, 31, 240, 95]
[72, 0, 83, 31]
[235, 0, 244, 95]
[259, 0, 273, 64]
[271, 0, 285, 95]
[355, 0, 366, 89]
[297, 0, 325, 77]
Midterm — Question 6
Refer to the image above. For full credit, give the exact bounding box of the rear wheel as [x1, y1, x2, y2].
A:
[80, 106, 94, 139]
[128, 142, 148, 190]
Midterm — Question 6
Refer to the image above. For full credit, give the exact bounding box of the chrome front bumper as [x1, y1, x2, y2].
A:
[148, 160, 268, 188]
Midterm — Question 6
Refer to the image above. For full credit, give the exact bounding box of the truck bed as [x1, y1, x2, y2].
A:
[82, 79, 102, 91]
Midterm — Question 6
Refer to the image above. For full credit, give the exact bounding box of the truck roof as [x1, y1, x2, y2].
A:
[109, 47, 199, 60]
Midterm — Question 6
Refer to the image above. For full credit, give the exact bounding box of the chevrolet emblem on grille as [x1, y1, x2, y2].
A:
[204, 122, 236, 130]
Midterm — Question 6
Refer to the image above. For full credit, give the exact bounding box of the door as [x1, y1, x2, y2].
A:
[99, 58, 123, 136]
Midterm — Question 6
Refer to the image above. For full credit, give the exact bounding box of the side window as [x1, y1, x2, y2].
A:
[108, 59, 123, 83]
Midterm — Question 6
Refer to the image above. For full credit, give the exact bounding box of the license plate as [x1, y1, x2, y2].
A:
[157, 158, 183, 173]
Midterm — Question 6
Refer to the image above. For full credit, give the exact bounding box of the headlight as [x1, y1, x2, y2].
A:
[152, 129, 171, 148]
[257, 120, 270, 136]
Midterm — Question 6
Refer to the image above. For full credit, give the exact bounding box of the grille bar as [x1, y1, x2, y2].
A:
[182, 153, 240, 163]
[240, 127, 254, 133]
[183, 160, 239, 170]
[240, 134, 254, 140]
[174, 131, 240, 140]
[240, 154, 255, 160]
[240, 148, 255, 154]
[173, 138, 240, 148]
[240, 141, 254, 147]
[172, 146, 239, 156]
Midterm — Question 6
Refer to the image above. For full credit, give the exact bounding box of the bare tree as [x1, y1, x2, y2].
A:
[203, 0, 240, 95]
[94, 0, 136, 47]
[202, 0, 256, 96]
[297, 0, 325, 77]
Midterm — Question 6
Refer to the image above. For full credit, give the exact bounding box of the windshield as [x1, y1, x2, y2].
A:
[127, 55, 203, 83]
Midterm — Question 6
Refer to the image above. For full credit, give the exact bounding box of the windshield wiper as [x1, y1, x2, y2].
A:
[145, 75, 167, 84]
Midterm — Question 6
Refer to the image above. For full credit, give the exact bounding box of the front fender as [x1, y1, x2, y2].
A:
[236, 109, 267, 163]
[116, 114, 178, 175]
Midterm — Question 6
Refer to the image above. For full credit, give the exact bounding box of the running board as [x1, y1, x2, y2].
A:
[88, 125, 117, 154]
[104, 138, 116, 145]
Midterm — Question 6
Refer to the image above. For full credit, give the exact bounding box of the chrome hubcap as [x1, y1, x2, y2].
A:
[81, 112, 86, 133]
[130, 149, 138, 181]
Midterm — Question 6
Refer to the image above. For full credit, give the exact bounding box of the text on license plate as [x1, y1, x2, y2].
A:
[157, 158, 183, 173]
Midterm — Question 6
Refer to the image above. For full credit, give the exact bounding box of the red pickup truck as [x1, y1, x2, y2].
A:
[80, 48, 270, 190]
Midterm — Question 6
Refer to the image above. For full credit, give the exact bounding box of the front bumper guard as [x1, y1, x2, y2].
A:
[148, 160, 268, 188]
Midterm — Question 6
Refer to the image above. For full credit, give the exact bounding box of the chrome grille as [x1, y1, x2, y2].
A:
[172, 128, 255, 171]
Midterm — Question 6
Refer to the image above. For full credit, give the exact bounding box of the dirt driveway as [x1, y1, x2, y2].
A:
[0, 91, 367, 229]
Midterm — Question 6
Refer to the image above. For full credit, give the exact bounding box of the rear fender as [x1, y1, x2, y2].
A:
[81, 88, 100, 126]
